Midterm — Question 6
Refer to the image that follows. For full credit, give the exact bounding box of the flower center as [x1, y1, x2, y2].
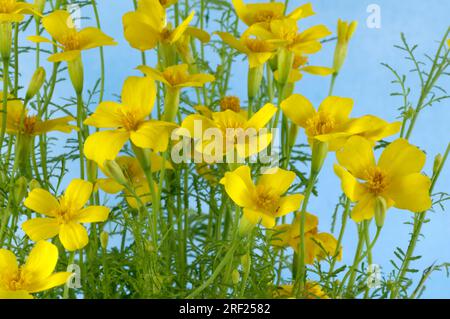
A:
[305, 111, 335, 137]
[244, 38, 272, 53]
[53, 197, 77, 224]
[293, 55, 308, 69]
[162, 69, 187, 86]
[364, 167, 389, 195]
[5, 268, 31, 291]
[0, 0, 15, 13]
[254, 10, 279, 23]
[255, 185, 280, 214]
[61, 31, 80, 51]
[120, 111, 142, 131]
[23, 116, 38, 135]
[220, 96, 241, 112]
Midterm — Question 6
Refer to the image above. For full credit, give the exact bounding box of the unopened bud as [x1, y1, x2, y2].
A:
[29, 179, 41, 190]
[68, 56, 84, 94]
[433, 153, 443, 177]
[276, 48, 294, 85]
[241, 253, 251, 272]
[26, 67, 46, 101]
[100, 231, 109, 250]
[0, 22, 12, 60]
[247, 64, 264, 100]
[14, 176, 28, 203]
[103, 160, 128, 186]
[239, 216, 255, 237]
[311, 140, 329, 175]
[374, 196, 387, 228]
[332, 20, 357, 73]
[231, 269, 240, 285]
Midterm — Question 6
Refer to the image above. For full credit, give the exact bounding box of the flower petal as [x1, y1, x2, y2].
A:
[84, 101, 124, 128]
[130, 121, 177, 152]
[336, 136, 375, 179]
[22, 218, 60, 242]
[246, 103, 277, 129]
[318, 96, 353, 125]
[74, 206, 110, 223]
[281, 94, 316, 128]
[0, 249, 18, 279]
[24, 188, 59, 217]
[23, 241, 58, 282]
[378, 138, 426, 177]
[121, 76, 156, 118]
[275, 194, 304, 217]
[333, 164, 366, 202]
[388, 173, 432, 212]
[84, 130, 130, 165]
[350, 194, 376, 222]
[59, 222, 89, 251]
[78, 27, 116, 50]
[258, 167, 295, 195]
[220, 166, 255, 208]
[64, 179, 93, 210]
[42, 10, 74, 43]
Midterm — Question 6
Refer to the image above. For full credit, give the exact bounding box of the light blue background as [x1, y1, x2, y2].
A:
[20, 0, 450, 298]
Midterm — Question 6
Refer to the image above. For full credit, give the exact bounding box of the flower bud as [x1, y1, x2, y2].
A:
[247, 64, 264, 101]
[68, 56, 84, 94]
[332, 19, 357, 74]
[288, 123, 298, 150]
[311, 140, 328, 175]
[276, 48, 294, 85]
[239, 216, 255, 237]
[25, 67, 46, 101]
[0, 22, 12, 60]
[103, 160, 128, 186]
[231, 269, 240, 285]
[100, 231, 109, 250]
[374, 196, 387, 228]
[29, 179, 41, 190]
[14, 176, 28, 203]
[433, 153, 443, 177]
[241, 253, 251, 273]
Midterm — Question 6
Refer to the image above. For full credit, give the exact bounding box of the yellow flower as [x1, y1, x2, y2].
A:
[83, 76, 177, 165]
[232, 0, 314, 27]
[281, 94, 401, 151]
[334, 136, 432, 222]
[123, 0, 194, 51]
[333, 19, 358, 73]
[0, 0, 37, 22]
[247, 18, 331, 56]
[274, 282, 329, 299]
[97, 155, 172, 208]
[27, 10, 116, 62]
[0, 94, 76, 136]
[138, 64, 215, 121]
[180, 103, 277, 159]
[272, 212, 341, 264]
[274, 55, 334, 83]
[216, 32, 281, 68]
[220, 166, 304, 228]
[0, 241, 71, 299]
[22, 179, 110, 251]
[138, 64, 215, 89]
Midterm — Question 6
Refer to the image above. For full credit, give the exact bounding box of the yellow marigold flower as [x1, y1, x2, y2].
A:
[83, 76, 177, 165]
[216, 32, 281, 68]
[138, 64, 215, 89]
[247, 18, 331, 56]
[274, 55, 334, 83]
[281, 94, 401, 151]
[333, 19, 358, 73]
[97, 155, 172, 208]
[272, 212, 341, 264]
[220, 166, 304, 228]
[334, 136, 432, 222]
[0, 241, 71, 299]
[138, 64, 215, 121]
[27, 10, 116, 62]
[22, 179, 110, 251]
[123, 0, 194, 51]
[0, 94, 77, 136]
[232, 0, 314, 27]
[180, 103, 277, 159]
[274, 282, 329, 299]
[0, 0, 37, 22]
